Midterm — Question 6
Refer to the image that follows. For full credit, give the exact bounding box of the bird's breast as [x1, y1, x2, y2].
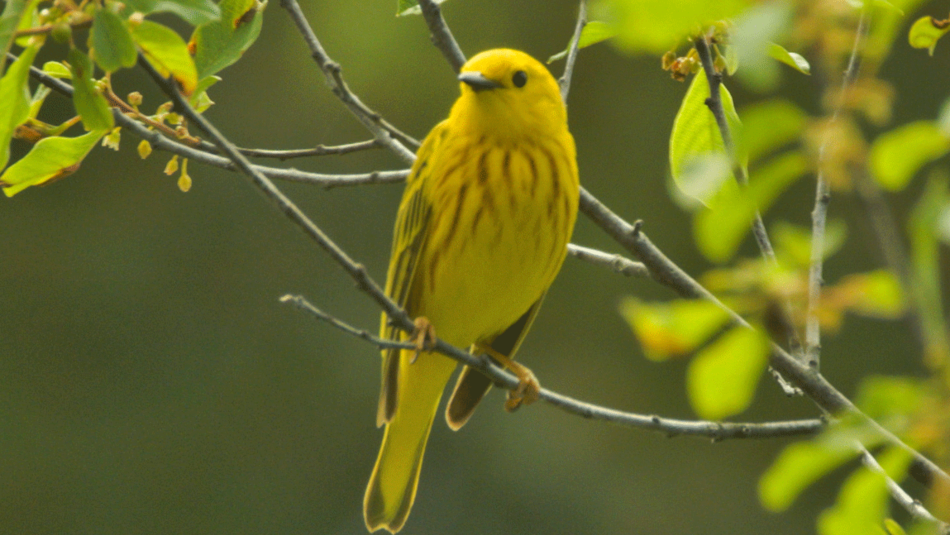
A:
[416, 135, 578, 348]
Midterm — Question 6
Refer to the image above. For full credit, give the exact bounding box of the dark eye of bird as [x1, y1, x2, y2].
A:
[512, 70, 527, 88]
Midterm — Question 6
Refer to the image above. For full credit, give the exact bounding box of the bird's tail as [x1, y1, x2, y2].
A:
[364, 350, 457, 533]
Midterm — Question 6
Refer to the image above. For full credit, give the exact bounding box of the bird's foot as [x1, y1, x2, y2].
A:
[409, 317, 437, 364]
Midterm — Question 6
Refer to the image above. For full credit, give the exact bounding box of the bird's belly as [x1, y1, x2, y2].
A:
[417, 199, 564, 349]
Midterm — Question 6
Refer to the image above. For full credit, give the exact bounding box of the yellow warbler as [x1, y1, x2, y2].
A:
[364, 48, 580, 533]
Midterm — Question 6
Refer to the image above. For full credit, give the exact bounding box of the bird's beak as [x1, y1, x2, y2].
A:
[458, 71, 502, 92]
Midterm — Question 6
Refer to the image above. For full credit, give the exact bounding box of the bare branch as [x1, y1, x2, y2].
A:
[806, 10, 870, 372]
[234, 139, 383, 159]
[282, 293, 824, 441]
[279, 0, 419, 162]
[417, 0, 466, 73]
[559, 0, 587, 103]
[568, 243, 651, 279]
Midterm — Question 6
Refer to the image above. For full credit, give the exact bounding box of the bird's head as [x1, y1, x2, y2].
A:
[451, 49, 567, 142]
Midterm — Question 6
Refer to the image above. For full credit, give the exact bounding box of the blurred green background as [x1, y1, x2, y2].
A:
[2, 1, 948, 533]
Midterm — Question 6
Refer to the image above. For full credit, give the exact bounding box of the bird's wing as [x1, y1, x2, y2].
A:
[376, 121, 449, 427]
[444, 293, 547, 430]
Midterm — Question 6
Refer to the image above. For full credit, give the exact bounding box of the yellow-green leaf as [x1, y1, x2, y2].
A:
[132, 20, 198, 94]
[760, 416, 887, 512]
[67, 47, 115, 131]
[694, 151, 808, 262]
[854, 375, 926, 423]
[837, 270, 905, 319]
[870, 121, 950, 191]
[669, 69, 743, 206]
[42, 61, 72, 79]
[817, 448, 912, 535]
[547, 21, 619, 63]
[882, 519, 907, 535]
[191, 0, 265, 79]
[686, 325, 769, 420]
[736, 99, 808, 164]
[90, 8, 137, 72]
[908, 15, 950, 56]
[773, 220, 847, 268]
[0, 43, 37, 171]
[619, 297, 730, 361]
[760, 440, 859, 512]
[767, 42, 811, 74]
[0, 129, 105, 197]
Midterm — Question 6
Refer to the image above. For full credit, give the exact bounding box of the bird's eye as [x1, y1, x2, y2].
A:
[512, 70, 527, 88]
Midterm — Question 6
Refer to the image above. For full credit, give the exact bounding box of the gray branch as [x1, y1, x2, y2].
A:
[281, 293, 824, 441]
[805, 10, 870, 372]
[279, 0, 419, 162]
[559, 0, 587, 103]
[417, 0, 466, 73]
[568, 243, 650, 279]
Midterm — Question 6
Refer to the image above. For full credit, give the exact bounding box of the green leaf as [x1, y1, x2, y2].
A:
[90, 8, 138, 72]
[0, 43, 37, 171]
[597, 0, 749, 55]
[547, 21, 619, 63]
[767, 42, 811, 74]
[870, 121, 950, 191]
[908, 15, 950, 56]
[736, 99, 808, 164]
[760, 416, 887, 512]
[669, 69, 743, 206]
[42, 61, 72, 79]
[855, 375, 926, 423]
[773, 220, 847, 268]
[730, 1, 793, 92]
[397, 0, 446, 16]
[124, 0, 221, 26]
[694, 151, 808, 262]
[189, 74, 220, 112]
[686, 325, 769, 420]
[619, 297, 730, 361]
[908, 173, 950, 367]
[817, 447, 913, 535]
[191, 0, 265, 79]
[132, 20, 198, 94]
[0, 0, 39, 73]
[0, 129, 105, 197]
[882, 519, 907, 535]
[67, 47, 115, 131]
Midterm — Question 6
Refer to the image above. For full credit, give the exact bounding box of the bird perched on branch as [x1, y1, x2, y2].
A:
[364, 48, 580, 533]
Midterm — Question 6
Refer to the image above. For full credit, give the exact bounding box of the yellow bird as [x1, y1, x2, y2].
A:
[364, 48, 580, 533]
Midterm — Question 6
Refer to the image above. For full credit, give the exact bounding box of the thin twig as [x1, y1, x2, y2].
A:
[805, 10, 870, 372]
[234, 140, 382, 159]
[857, 445, 950, 530]
[416, 0, 466, 73]
[693, 35, 804, 359]
[279, 0, 419, 162]
[281, 294, 824, 440]
[568, 243, 651, 279]
[559, 0, 587, 103]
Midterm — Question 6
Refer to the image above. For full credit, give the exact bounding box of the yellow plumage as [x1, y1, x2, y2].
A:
[364, 49, 580, 533]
